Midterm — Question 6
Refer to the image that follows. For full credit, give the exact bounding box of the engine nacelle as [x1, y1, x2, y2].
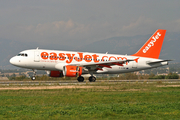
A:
[64, 66, 82, 77]
[49, 71, 64, 77]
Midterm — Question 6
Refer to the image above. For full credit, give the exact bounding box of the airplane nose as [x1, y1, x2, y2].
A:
[9, 57, 18, 65]
[10, 57, 15, 65]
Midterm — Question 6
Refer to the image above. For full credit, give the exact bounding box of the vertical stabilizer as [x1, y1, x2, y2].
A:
[132, 29, 166, 59]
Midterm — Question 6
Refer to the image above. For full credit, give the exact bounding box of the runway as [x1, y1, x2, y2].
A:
[0, 79, 180, 86]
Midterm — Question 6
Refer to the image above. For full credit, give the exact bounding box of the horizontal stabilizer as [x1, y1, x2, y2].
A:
[146, 60, 173, 64]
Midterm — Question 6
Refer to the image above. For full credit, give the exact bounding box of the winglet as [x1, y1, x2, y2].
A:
[132, 29, 166, 59]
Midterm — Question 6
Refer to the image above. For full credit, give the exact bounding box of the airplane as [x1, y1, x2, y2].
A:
[10, 29, 171, 82]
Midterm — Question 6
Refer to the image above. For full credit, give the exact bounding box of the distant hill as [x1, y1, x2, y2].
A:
[1, 32, 180, 69]
[80, 35, 148, 54]
[81, 32, 180, 61]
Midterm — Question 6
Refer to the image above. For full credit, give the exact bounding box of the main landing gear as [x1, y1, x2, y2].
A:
[89, 76, 96, 82]
[77, 76, 96, 82]
[77, 76, 84, 82]
[89, 72, 96, 82]
[31, 69, 36, 81]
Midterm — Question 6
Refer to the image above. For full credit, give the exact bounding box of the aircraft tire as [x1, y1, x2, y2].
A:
[77, 76, 84, 82]
[89, 76, 96, 82]
[31, 76, 36, 81]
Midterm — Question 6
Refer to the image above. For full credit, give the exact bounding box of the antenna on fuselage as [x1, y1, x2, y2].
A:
[36, 47, 39, 50]
[106, 52, 108, 54]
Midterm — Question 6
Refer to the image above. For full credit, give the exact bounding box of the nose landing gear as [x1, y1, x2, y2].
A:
[31, 76, 36, 80]
[31, 69, 36, 80]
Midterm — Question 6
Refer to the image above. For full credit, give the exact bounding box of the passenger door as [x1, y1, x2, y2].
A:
[34, 51, 40, 62]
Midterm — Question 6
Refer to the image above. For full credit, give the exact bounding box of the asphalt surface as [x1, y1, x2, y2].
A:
[0, 79, 180, 86]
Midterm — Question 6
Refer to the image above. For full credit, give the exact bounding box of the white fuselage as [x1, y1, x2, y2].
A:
[10, 49, 168, 74]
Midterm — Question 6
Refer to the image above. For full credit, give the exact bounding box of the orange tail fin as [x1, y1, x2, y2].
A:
[132, 29, 166, 59]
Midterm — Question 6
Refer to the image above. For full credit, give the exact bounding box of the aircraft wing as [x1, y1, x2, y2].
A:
[69, 59, 135, 70]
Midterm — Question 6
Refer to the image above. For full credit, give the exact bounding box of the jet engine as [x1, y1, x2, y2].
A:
[64, 66, 82, 77]
[48, 66, 82, 78]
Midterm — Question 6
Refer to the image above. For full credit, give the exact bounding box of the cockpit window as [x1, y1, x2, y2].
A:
[17, 53, 28, 57]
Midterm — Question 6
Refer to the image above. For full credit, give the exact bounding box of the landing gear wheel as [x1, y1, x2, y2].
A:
[31, 69, 37, 81]
[89, 76, 96, 82]
[77, 76, 84, 82]
[31, 76, 36, 81]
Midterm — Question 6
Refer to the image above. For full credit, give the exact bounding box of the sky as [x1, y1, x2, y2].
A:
[0, 0, 180, 47]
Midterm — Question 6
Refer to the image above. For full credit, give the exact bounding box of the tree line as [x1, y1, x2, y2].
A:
[8, 72, 179, 81]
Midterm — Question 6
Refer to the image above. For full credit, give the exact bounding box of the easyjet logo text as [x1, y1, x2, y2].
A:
[40, 52, 128, 64]
[143, 32, 161, 53]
